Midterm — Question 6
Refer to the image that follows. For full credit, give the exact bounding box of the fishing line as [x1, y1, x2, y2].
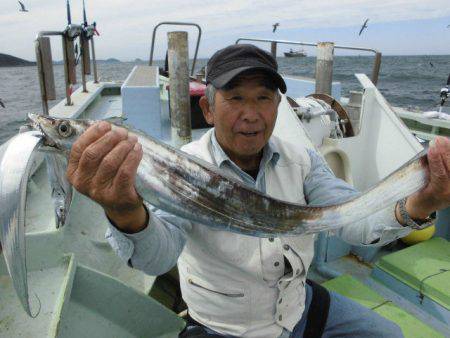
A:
[370, 300, 393, 310]
[30, 292, 42, 318]
[418, 268, 449, 304]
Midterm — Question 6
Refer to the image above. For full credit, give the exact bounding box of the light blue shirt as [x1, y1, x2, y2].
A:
[106, 130, 405, 273]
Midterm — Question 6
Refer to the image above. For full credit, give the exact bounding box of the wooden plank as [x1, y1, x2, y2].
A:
[35, 37, 56, 100]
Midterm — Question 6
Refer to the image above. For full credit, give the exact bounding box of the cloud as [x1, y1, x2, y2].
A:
[0, 0, 449, 60]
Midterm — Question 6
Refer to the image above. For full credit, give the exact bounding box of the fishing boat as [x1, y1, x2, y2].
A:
[0, 14, 449, 338]
[393, 78, 450, 141]
[284, 48, 307, 57]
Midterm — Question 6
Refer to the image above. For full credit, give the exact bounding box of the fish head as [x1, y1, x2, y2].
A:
[28, 113, 92, 153]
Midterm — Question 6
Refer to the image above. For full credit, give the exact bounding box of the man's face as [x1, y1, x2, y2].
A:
[201, 73, 280, 166]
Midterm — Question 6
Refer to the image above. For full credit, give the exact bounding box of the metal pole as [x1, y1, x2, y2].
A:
[271, 41, 277, 58]
[91, 36, 98, 83]
[81, 59, 87, 92]
[149, 22, 202, 76]
[80, 36, 88, 92]
[236, 38, 382, 86]
[168, 31, 191, 147]
[315, 42, 334, 95]
[371, 52, 382, 85]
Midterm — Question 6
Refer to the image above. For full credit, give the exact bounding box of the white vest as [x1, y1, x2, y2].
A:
[179, 129, 314, 337]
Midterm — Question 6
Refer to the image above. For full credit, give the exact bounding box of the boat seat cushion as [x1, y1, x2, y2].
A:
[375, 237, 450, 310]
[322, 275, 444, 338]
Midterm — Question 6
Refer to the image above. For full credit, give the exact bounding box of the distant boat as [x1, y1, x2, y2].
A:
[284, 48, 307, 57]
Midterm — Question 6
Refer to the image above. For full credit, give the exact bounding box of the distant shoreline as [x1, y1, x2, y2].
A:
[0, 53, 124, 67]
[1, 53, 449, 67]
[0, 53, 36, 67]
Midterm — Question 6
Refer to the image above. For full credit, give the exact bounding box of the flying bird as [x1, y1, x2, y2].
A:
[0, 99, 5, 108]
[18, 1, 28, 12]
[272, 23, 280, 33]
[359, 19, 369, 35]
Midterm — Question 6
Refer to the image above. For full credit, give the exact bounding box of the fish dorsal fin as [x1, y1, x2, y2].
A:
[103, 116, 127, 125]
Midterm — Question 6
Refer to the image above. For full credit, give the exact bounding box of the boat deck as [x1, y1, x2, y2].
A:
[1, 77, 449, 337]
[394, 106, 450, 140]
[309, 243, 450, 336]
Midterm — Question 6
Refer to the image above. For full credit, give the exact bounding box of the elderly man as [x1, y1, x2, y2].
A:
[66, 44, 450, 338]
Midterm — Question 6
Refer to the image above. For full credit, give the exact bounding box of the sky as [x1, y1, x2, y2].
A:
[1, 0, 450, 61]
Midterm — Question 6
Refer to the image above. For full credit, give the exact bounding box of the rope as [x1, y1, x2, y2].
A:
[418, 268, 450, 304]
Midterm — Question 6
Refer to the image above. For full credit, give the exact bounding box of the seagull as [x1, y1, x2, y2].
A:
[359, 19, 369, 35]
[18, 1, 28, 12]
[0, 99, 5, 108]
[272, 22, 280, 33]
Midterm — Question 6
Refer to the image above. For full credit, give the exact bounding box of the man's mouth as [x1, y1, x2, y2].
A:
[239, 131, 260, 137]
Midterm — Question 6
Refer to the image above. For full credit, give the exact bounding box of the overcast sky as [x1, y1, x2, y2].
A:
[1, 0, 450, 61]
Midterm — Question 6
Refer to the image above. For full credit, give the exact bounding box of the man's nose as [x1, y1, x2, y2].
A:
[241, 101, 259, 122]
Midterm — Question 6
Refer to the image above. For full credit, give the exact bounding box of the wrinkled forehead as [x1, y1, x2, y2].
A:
[223, 70, 278, 92]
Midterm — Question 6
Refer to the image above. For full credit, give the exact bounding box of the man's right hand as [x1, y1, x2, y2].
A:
[66, 121, 147, 233]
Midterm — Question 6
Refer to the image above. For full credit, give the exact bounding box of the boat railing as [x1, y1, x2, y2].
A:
[235, 37, 382, 86]
[149, 22, 202, 76]
[35, 23, 99, 115]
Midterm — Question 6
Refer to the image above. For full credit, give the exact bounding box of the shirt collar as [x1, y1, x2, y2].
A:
[210, 129, 280, 171]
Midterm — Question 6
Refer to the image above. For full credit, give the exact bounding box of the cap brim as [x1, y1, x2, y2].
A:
[210, 66, 287, 94]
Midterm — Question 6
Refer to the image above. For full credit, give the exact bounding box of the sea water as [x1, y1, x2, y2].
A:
[0, 55, 449, 144]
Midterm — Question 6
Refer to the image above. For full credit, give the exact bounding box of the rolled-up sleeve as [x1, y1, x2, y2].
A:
[303, 149, 412, 246]
[105, 202, 191, 275]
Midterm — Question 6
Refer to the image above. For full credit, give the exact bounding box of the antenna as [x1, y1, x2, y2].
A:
[66, 0, 71, 25]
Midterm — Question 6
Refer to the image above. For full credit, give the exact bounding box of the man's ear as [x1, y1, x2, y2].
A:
[199, 96, 214, 126]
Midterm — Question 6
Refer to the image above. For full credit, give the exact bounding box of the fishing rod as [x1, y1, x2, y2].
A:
[62, 0, 81, 102]
[64, 0, 81, 40]
[80, 0, 100, 86]
[81, 0, 98, 39]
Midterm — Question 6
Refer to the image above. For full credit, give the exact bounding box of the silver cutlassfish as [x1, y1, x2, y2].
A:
[0, 131, 43, 316]
[28, 113, 429, 237]
[45, 153, 73, 228]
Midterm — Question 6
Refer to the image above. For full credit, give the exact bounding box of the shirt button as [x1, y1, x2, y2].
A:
[274, 261, 280, 267]
[278, 315, 282, 321]
[283, 244, 290, 251]
[269, 237, 274, 242]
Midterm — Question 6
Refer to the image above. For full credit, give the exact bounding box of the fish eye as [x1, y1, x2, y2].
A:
[58, 121, 73, 138]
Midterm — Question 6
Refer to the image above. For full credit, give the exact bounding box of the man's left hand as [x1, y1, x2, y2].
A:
[406, 136, 450, 220]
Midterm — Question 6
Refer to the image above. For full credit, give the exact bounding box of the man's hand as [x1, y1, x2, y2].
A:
[403, 136, 450, 221]
[66, 121, 147, 233]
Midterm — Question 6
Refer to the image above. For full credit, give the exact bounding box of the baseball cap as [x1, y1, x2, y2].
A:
[206, 44, 287, 93]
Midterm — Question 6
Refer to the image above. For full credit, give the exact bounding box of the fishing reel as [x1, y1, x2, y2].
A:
[64, 24, 82, 40]
[82, 22, 99, 39]
[440, 74, 450, 106]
